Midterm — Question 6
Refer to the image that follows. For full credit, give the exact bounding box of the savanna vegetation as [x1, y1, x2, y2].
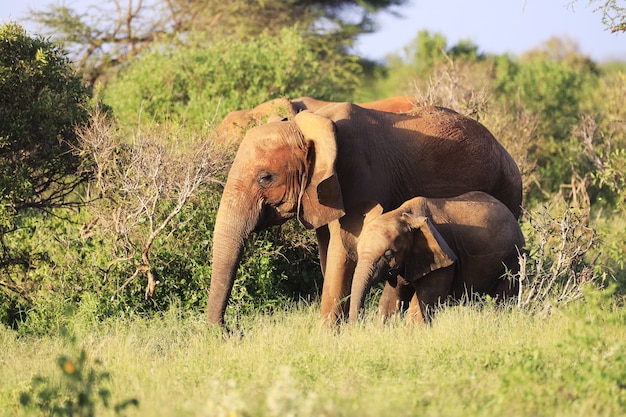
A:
[1, 0, 625, 415]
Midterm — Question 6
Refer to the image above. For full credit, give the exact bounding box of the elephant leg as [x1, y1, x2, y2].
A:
[490, 276, 520, 301]
[405, 292, 426, 327]
[315, 225, 330, 278]
[320, 220, 355, 325]
[490, 253, 522, 300]
[378, 276, 414, 323]
[413, 266, 455, 324]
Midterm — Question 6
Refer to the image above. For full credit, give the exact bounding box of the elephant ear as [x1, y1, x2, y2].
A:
[403, 213, 457, 281]
[294, 110, 345, 229]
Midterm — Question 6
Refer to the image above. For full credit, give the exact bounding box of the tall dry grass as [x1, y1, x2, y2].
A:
[3, 292, 625, 417]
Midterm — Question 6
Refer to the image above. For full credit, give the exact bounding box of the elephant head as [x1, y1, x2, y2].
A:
[207, 111, 346, 325]
[348, 203, 457, 321]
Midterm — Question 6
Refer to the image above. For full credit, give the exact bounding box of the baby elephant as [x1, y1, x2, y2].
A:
[349, 191, 524, 325]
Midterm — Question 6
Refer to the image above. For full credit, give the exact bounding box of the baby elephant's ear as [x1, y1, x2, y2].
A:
[403, 213, 457, 280]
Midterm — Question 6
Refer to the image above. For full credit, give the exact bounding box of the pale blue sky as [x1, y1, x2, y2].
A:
[354, 0, 626, 62]
[2, 0, 625, 63]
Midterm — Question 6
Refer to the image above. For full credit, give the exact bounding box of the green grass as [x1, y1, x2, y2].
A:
[2, 290, 625, 417]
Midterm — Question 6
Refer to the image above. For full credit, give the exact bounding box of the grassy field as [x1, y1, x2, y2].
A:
[2, 289, 625, 417]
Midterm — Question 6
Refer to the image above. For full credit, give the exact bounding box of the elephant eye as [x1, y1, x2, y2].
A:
[257, 171, 276, 188]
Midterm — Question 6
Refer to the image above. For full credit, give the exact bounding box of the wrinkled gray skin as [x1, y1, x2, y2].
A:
[207, 103, 522, 327]
[348, 191, 525, 325]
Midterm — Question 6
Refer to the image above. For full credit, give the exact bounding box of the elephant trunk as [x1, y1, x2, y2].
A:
[349, 260, 378, 322]
[207, 192, 258, 326]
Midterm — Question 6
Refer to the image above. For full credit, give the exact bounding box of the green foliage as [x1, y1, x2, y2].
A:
[126, 188, 224, 312]
[228, 222, 321, 319]
[0, 23, 94, 308]
[493, 53, 598, 195]
[400, 30, 449, 75]
[19, 327, 139, 416]
[30, 0, 407, 85]
[103, 27, 361, 127]
[9, 188, 223, 335]
[517, 204, 602, 311]
[1, 208, 116, 333]
[360, 30, 449, 98]
[0, 23, 92, 211]
[446, 39, 484, 61]
[494, 57, 580, 131]
[593, 148, 626, 209]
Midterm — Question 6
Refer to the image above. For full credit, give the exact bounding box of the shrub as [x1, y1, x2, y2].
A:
[103, 27, 362, 128]
[228, 222, 321, 320]
[0, 23, 94, 327]
[0, 23, 92, 213]
[516, 204, 603, 312]
[493, 53, 598, 196]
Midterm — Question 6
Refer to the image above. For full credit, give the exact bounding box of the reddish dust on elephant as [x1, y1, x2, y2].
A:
[216, 96, 418, 145]
[207, 102, 522, 326]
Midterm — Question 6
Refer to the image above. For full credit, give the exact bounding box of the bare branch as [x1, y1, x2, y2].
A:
[77, 110, 228, 301]
[516, 205, 601, 312]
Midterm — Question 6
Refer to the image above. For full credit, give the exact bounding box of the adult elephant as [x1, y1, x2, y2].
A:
[347, 192, 525, 325]
[207, 103, 522, 326]
[216, 96, 417, 144]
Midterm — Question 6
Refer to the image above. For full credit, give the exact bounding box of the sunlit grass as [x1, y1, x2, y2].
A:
[2, 291, 625, 416]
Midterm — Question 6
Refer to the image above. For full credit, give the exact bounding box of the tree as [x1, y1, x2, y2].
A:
[29, 0, 408, 85]
[597, 0, 626, 32]
[572, 0, 626, 33]
[570, 0, 626, 33]
[358, 31, 483, 101]
[0, 23, 93, 270]
[102, 27, 362, 127]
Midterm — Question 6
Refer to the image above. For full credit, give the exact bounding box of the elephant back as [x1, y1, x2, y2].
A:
[313, 103, 523, 218]
[424, 192, 524, 295]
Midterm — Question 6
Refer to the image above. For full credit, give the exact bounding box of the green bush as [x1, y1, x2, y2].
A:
[493, 54, 598, 196]
[228, 222, 321, 319]
[104, 27, 362, 127]
[0, 23, 92, 213]
[0, 23, 94, 325]
[357, 30, 449, 100]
